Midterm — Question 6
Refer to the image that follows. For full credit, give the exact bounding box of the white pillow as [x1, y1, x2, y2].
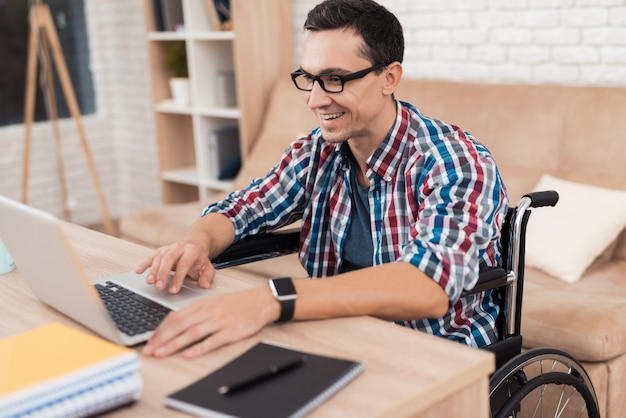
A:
[524, 174, 626, 283]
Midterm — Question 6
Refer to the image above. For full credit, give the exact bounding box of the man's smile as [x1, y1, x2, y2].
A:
[320, 112, 345, 120]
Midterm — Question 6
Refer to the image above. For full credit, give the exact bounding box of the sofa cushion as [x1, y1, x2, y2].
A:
[235, 78, 317, 189]
[558, 86, 626, 177]
[396, 80, 567, 173]
[119, 199, 218, 248]
[525, 174, 626, 283]
[522, 261, 626, 362]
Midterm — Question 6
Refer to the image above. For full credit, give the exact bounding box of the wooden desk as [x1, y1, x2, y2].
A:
[0, 223, 494, 417]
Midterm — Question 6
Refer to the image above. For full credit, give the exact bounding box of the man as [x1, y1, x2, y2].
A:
[139, 0, 508, 359]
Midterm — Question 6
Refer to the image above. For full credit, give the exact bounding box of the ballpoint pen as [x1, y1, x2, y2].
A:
[218, 354, 308, 395]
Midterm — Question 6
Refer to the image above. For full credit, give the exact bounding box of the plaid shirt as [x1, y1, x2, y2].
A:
[203, 100, 509, 347]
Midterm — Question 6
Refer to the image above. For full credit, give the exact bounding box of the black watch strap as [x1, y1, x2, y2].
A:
[269, 277, 297, 323]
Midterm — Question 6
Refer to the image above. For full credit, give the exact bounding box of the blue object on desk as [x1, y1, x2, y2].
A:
[0, 239, 14, 274]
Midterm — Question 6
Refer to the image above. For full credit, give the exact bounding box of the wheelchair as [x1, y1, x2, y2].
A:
[211, 191, 600, 418]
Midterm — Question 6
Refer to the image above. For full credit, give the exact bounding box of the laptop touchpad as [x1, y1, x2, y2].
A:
[139, 284, 208, 310]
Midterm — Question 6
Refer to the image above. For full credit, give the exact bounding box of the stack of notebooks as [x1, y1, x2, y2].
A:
[0, 322, 142, 418]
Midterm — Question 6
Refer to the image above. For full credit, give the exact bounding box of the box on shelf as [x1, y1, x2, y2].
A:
[207, 126, 241, 180]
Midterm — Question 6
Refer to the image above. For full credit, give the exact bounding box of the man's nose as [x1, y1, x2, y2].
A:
[306, 80, 332, 108]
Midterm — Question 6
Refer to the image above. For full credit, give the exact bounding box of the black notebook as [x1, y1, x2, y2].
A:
[165, 342, 364, 418]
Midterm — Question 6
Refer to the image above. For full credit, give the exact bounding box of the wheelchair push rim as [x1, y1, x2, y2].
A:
[489, 347, 600, 418]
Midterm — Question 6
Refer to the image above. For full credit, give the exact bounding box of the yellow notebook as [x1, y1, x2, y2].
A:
[0, 322, 141, 417]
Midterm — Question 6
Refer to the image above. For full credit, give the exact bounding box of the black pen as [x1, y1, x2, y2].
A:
[218, 354, 308, 395]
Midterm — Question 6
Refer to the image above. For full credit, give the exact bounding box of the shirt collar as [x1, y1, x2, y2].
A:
[332, 100, 412, 183]
[366, 100, 411, 183]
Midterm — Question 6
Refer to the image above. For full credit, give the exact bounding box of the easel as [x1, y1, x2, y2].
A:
[22, 0, 115, 236]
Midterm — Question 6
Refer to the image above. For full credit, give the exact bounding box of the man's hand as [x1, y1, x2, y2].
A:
[142, 286, 280, 359]
[136, 240, 215, 294]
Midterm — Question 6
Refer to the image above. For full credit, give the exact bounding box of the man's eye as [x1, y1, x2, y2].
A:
[303, 74, 315, 81]
[326, 75, 342, 84]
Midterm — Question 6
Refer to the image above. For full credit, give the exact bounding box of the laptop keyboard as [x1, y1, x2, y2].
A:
[95, 281, 171, 336]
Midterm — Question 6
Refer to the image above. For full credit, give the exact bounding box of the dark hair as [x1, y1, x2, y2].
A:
[303, 0, 404, 66]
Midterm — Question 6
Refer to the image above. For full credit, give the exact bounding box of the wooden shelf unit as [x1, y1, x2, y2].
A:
[143, 0, 293, 203]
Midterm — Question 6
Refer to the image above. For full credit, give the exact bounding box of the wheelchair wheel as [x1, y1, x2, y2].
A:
[489, 347, 600, 418]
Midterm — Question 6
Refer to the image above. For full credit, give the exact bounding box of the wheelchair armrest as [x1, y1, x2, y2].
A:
[211, 229, 511, 294]
[211, 228, 300, 269]
[462, 266, 509, 296]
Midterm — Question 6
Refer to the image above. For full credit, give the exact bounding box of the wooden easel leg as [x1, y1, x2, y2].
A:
[40, 29, 72, 221]
[21, 7, 41, 204]
[37, 5, 116, 236]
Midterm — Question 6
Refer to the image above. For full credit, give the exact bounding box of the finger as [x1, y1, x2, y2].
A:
[147, 251, 169, 289]
[139, 247, 168, 286]
[155, 247, 182, 291]
[196, 262, 216, 289]
[142, 309, 190, 357]
[135, 253, 156, 275]
[145, 307, 214, 358]
[182, 330, 230, 359]
[144, 258, 160, 285]
[166, 244, 205, 293]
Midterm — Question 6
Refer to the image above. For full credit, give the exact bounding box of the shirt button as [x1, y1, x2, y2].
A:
[384, 176, 392, 182]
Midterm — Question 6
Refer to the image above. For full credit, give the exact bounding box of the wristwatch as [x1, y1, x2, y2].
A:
[268, 277, 297, 323]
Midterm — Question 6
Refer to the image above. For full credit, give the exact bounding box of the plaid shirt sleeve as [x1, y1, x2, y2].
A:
[200, 134, 315, 241]
[394, 102, 509, 346]
[397, 123, 507, 301]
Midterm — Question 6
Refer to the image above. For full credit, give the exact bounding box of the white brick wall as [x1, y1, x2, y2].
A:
[0, 0, 159, 227]
[1, 0, 624, 229]
[293, 0, 626, 86]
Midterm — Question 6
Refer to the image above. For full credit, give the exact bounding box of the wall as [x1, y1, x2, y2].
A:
[292, 0, 626, 85]
[0, 1, 159, 227]
[0, 0, 625, 229]
[87, 2, 161, 218]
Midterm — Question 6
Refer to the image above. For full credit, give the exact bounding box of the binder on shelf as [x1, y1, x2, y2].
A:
[0, 322, 142, 418]
[152, 0, 165, 31]
[207, 126, 241, 180]
[161, 0, 185, 32]
[165, 341, 364, 418]
[203, 0, 232, 31]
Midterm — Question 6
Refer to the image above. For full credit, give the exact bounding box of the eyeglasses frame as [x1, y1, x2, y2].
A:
[290, 63, 388, 94]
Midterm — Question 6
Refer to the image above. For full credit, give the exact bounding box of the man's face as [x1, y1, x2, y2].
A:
[299, 28, 390, 146]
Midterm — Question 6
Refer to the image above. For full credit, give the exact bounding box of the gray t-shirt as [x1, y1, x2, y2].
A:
[340, 156, 374, 273]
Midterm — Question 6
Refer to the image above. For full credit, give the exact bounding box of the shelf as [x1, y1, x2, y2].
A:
[155, 101, 240, 118]
[145, 0, 293, 204]
[202, 178, 234, 192]
[191, 31, 235, 41]
[196, 107, 240, 119]
[160, 167, 234, 193]
[148, 31, 235, 42]
[161, 167, 199, 186]
[154, 100, 193, 115]
[147, 32, 186, 41]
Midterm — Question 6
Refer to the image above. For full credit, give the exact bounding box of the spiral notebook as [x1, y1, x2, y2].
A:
[165, 342, 364, 418]
[0, 322, 141, 418]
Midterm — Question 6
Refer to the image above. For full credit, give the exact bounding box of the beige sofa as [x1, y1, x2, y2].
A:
[121, 78, 626, 417]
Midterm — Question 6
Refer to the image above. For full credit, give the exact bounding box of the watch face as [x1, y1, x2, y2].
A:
[272, 277, 296, 297]
[270, 277, 297, 322]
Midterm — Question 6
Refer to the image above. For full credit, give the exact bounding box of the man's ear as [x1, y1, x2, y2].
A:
[382, 62, 403, 95]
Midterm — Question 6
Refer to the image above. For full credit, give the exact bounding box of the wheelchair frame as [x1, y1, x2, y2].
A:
[211, 191, 600, 417]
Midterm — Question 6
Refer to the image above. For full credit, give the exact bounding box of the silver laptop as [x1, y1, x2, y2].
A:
[0, 195, 211, 346]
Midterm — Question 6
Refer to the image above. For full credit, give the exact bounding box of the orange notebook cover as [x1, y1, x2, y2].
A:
[0, 322, 141, 416]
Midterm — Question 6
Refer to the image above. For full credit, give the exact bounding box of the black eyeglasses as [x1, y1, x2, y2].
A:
[290, 63, 388, 93]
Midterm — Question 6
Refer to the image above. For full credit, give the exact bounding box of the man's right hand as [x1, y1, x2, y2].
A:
[136, 239, 215, 294]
